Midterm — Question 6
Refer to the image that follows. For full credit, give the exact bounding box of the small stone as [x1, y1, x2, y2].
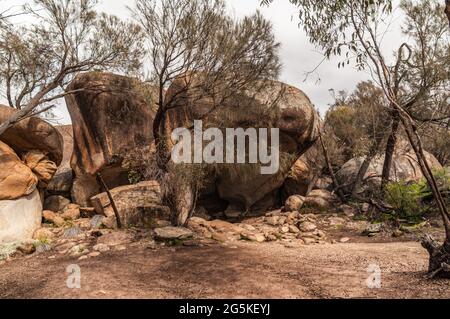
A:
[43, 210, 65, 227]
[265, 216, 280, 226]
[114, 245, 127, 251]
[78, 255, 88, 261]
[280, 226, 290, 234]
[265, 234, 278, 242]
[44, 195, 71, 212]
[299, 221, 317, 232]
[17, 243, 36, 255]
[392, 229, 404, 238]
[328, 217, 346, 226]
[340, 237, 350, 243]
[93, 243, 110, 252]
[61, 204, 81, 221]
[212, 232, 229, 243]
[88, 252, 101, 258]
[288, 225, 300, 234]
[241, 232, 265, 243]
[48, 255, 56, 260]
[241, 224, 256, 232]
[154, 227, 194, 241]
[285, 195, 305, 212]
[314, 230, 327, 239]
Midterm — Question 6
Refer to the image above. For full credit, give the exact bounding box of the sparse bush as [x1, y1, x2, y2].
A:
[385, 180, 429, 222]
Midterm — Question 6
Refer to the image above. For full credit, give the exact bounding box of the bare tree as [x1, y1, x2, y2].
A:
[132, 0, 281, 225]
[266, 0, 450, 276]
[133, 0, 280, 168]
[0, 0, 143, 134]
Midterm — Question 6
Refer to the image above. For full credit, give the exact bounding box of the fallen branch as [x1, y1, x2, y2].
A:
[97, 173, 122, 229]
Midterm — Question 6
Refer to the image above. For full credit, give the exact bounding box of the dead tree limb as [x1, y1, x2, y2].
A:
[97, 173, 122, 229]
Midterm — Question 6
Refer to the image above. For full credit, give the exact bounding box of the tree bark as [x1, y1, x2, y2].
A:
[319, 131, 346, 203]
[351, 149, 377, 198]
[381, 111, 400, 190]
[398, 113, 450, 277]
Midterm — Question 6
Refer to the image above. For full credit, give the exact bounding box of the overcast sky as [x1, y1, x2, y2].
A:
[3, 0, 405, 124]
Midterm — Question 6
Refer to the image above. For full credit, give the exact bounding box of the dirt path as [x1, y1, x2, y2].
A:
[0, 241, 448, 299]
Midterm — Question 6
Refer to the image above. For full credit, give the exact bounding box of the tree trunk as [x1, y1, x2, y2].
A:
[381, 111, 400, 190]
[319, 131, 346, 203]
[351, 150, 377, 198]
[398, 113, 450, 277]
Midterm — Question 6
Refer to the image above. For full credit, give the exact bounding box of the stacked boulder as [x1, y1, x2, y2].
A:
[336, 140, 443, 195]
[163, 74, 322, 219]
[65, 72, 158, 207]
[0, 105, 63, 243]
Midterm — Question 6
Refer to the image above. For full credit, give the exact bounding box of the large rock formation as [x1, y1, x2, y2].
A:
[0, 189, 42, 243]
[164, 75, 321, 217]
[47, 125, 74, 197]
[65, 72, 158, 206]
[0, 105, 63, 243]
[0, 141, 38, 200]
[281, 144, 323, 200]
[337, 142, 443, 195]
[0, 105, 64, 165]
[91, 181, 169, 228]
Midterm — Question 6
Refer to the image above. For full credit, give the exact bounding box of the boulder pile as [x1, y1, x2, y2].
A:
[0, 105, 63, 243]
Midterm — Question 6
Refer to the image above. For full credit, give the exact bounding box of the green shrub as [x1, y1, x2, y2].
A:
[385, 180, 429, 222]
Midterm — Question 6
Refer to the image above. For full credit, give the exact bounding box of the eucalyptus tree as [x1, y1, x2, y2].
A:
[263, 0, 450, 277]
[0, 0, 143, 135]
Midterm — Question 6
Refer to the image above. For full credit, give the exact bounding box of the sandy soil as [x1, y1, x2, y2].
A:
[0, 240, 449, 299]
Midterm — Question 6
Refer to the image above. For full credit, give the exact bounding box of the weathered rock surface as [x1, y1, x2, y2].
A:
[304, 189, 339, 211]
[0, 190, 42, 243]
[164, 75, 321, 219]
[42, 210, 65, 227]
[65, 72, 157, 206]
[154, 227, 193, 241]
[0, 105, 64, 165]
[0, 141, 38, 200]
[47, 125, 74, 196]
[281, 145, 322, 199]
[284, 195, 305, 212]
[22, 150, 58, 187]
[44, 195, 71, 213]
[337, 142, 443, 195]
[91, 181, 170, 228]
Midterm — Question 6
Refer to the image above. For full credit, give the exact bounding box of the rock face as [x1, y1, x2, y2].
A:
[0, 190, 42, 243]
[65, 72, 157, 206]
[337, 143, 443, 195]
[0, 105, 64, 165]
[47, 125, 74, 197]
[22, 150, 58, 187]
[154, 227, 193, 241]
[90, 181, 170, 228]
[281, 145, 322, 200]
[0, 141, 38, 200]
[304, 189, 339, 211]
[164, 75, 321, 216]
